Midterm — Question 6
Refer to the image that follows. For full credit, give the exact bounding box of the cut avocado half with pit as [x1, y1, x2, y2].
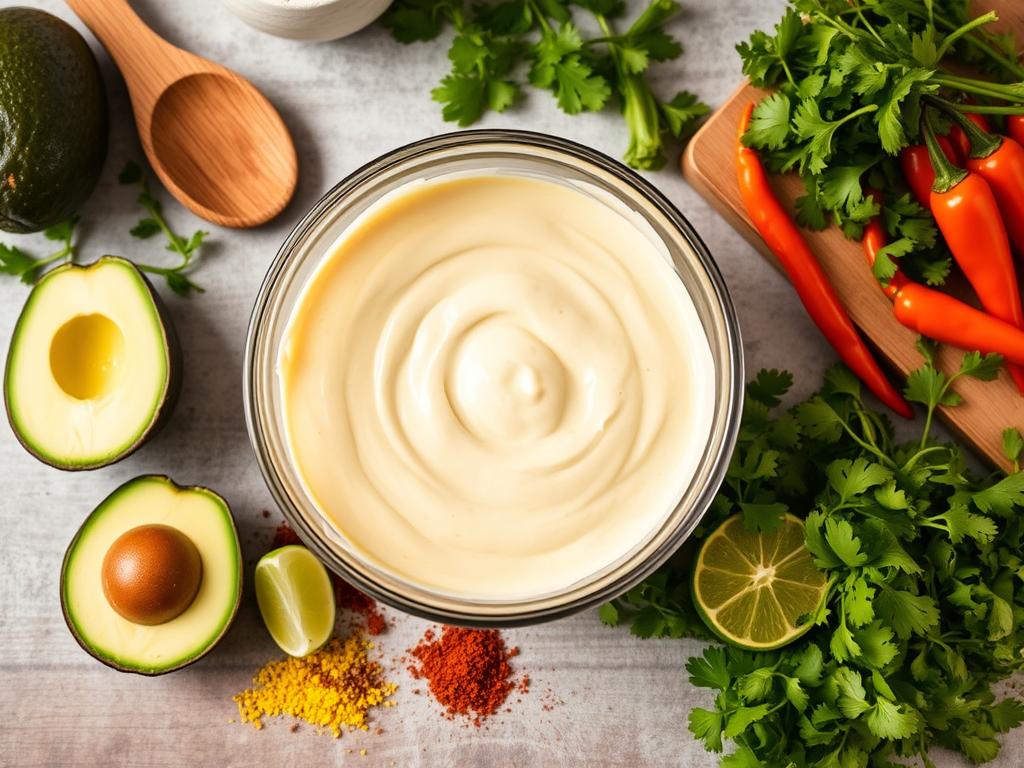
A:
[0, 8, 108, 233]
[60, 475, 242, 676]
[4, 257, 182, 470]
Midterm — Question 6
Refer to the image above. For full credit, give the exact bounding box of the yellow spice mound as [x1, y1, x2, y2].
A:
[234, 634, 397, 737]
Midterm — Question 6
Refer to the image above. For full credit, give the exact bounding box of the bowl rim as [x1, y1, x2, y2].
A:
[243, 128, 744, 627]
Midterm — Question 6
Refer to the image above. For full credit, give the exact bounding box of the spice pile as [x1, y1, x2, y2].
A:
[234, 635, 397, 737]
[407, 626, 525, 726]
[241, 521, 537, 737]
[272, 521, 387, 635]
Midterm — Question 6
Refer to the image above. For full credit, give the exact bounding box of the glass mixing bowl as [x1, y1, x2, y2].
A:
[244, 130, 743, 626]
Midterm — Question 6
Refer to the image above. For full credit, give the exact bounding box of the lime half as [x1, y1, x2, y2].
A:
[255, 545, 336, 657]
[693, 514, 827, 651]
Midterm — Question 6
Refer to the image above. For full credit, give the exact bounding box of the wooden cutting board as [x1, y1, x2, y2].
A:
[682, 1, 1024, 471]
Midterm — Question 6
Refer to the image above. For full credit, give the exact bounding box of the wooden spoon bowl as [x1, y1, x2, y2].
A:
[66, 0, 298, 228]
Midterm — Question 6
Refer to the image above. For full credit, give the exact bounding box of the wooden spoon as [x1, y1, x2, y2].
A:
[65, 0, 298, 228]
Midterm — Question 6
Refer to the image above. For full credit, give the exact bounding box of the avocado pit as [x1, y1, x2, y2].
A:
[101, 524, 202, 625]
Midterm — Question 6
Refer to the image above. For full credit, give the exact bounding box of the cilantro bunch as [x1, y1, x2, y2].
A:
[381, 0, 709, 169]
[604, 349, 1024, 766]
[738, 0, 1024, 286]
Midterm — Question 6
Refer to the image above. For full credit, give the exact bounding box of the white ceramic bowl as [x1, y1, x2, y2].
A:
[223, 0, 392, 41]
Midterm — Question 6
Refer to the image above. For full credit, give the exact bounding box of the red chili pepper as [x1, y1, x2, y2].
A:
[1008, 115, 1024, 147]
[945, 103, 1024, 261]
[949, 111, 992, 161]
[862, 213, 908, 300]
[923, 110, 1024, 393]
[899, 135, 959, 209]
[737, 103, 912, 418]
[863, 214, 1024, 365]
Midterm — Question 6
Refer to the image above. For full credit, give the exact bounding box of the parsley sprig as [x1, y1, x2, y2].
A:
[604, 350, 1024, 766]
[118, 162, 207, 296]
[738, 0, 1024, 286]
[382, 0, 709, 169]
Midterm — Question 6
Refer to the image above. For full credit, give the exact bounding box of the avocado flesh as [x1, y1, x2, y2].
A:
[3, 257, 181, 470]
[61, 476, 242, 676]
[0, 8, 108, 233]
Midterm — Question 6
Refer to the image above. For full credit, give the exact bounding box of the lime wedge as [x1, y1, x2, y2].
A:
[693, 514, 827, 651]
[255, 545, 336, 657]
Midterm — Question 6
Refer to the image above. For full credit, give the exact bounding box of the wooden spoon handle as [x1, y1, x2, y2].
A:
[65, 0, 183, 108]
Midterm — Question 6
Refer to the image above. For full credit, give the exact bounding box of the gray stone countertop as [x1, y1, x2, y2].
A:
[0, 0, 1012, 765]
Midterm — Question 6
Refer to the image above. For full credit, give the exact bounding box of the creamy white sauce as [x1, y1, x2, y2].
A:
[279, 174, 714, 598]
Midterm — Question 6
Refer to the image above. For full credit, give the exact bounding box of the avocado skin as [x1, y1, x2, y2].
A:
[0, 8, 108, 233]
[2, 257, 183, 471]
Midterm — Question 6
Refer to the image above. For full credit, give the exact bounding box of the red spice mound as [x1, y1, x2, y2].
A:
[407, 627, 521, 725]
[331, 574, 386, 636]
[272, 521, 386, 635]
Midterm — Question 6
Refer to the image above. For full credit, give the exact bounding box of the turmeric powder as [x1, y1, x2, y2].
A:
[233, 633, 396, 737]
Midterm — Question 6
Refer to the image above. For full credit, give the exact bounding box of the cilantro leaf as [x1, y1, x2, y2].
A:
[876, 67, 936, 154]
[0, 216, 78, 284]
[130, 218, 161, 239]
[0, 243, 44, 283]
[121, 162, 208, 295]
[737, 667, 774, 703]
[688, 708, 724, 752]
[723, 704, 772, 739]
[598, 602, 619, 626]
[381, 0, 453, 42]
[686, 646, 731, 690]
[118, 160, 142, 185]
[874, 586, 939, 639]
[744, 92, 791, 151]
[660, 91, 709, 138]
[973, 473, 1024, 516]
[1002, 428, 1024, 465]
[866, 698, 921, 739]
[904, 364, 959, 410]
[746, 368, 793, 407]
[796, 397, 843, 442]
[823, 517, 869, 567]
[827, 458, 891, 503]
[833, 667, 869, 717]
[990, 699, 1024, 733]
[793, 100, 877, 174]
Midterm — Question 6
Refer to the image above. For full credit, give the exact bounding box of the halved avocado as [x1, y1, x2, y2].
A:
[60, 475, 242, 676]
[4, 257, 181, 470]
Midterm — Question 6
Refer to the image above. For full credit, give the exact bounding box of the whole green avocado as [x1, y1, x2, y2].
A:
[0, 8, 108, 233]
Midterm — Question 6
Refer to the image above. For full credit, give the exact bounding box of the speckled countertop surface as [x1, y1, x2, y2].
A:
[0, 1, 1014, 766]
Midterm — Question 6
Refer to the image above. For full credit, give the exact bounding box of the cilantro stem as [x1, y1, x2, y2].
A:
[835, 413, 896, 468]
[935, 11, 998, 61]
[881, 0, 1024, 79]
[133, 263, 205, 294]
[931, 103, 1024, 115]
[852, 6, 887, 50]
[37, 243, 75, 270]
[901, 445, 948, 474]
[525, 0, 551, 34]
[933, 74, 1024, 103]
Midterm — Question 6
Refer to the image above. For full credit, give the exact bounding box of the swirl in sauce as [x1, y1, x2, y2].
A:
[279, 175, 715, 598]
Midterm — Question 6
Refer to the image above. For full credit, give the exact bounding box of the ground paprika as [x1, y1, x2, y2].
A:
[407, 627, 524, 726]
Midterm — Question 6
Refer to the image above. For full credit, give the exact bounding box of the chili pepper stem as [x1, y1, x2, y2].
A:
[922, 110, 968, 193]
[926, 96, 1002, 160]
